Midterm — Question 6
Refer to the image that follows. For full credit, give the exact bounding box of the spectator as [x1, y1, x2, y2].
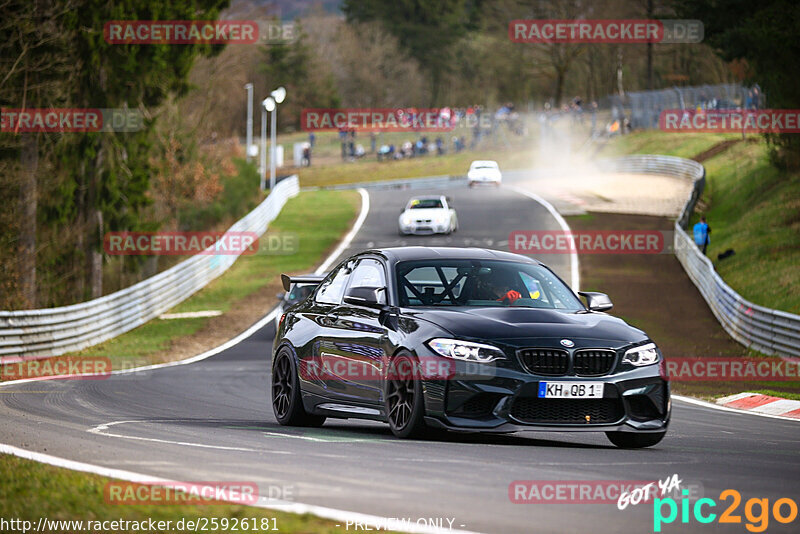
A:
[302, 144, 311, 167]
[348, 129, 356, 158]
[339, 127, 347, 160]
[370, 132, 377, 153]
[309, 132, 315, 148]
[693, 216, 711, 255]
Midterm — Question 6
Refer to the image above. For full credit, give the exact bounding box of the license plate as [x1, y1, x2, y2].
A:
[538, 381, 604, 399]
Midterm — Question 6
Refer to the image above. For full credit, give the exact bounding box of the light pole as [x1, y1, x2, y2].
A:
[268, 87, 286, 191]
[260, 98, 272, 191]
[244, 83, 253, 163]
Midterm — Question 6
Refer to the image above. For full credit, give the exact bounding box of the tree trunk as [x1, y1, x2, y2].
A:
[18, 133, 38, 309]
[86, 145, 104, 299]
[646, 0, 654, 90]
[554, 69, 565, 108]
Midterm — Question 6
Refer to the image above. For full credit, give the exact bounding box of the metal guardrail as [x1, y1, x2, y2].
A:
[0, 176, 300, 360]
[306, 174, 467, 192]
[602, 155, 800, 358]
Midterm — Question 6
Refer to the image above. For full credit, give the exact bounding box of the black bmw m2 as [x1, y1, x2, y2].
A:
[271, 247, 670, 448]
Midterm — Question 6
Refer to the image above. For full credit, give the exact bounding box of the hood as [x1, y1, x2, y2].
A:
[468, 168, 501, 178]
[408, 307, 646, 347]
[402, 208, 449, 218]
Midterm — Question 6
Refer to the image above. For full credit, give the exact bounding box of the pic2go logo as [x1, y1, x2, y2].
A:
[653, 489, 798, 532]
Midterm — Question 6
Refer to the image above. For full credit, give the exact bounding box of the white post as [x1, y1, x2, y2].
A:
[244, 83, 253, 163]
[260, 106, 267, 191]
[270, 106, 277, 191]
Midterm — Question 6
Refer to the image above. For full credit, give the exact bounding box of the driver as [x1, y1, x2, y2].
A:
[475, 271, 522, 304]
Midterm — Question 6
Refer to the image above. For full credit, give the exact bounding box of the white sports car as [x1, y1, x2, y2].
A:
[398, 195, 459, 235]
[467, 160, 502, 187]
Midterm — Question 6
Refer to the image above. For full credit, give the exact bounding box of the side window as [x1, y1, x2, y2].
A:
[347, 259, 387, 303]
[315, 262, 351, 305]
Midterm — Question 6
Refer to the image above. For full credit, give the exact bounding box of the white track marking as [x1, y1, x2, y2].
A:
[315, 187, 369, 275]
[0, 444, 480, 534]
[505, 185, 580, 292]
[672, 395, 800, 422]
[87, 420, 280, 453]
[159, 310, 223, 319]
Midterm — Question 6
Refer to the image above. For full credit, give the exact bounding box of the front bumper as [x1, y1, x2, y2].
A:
[399, 222, 450, 235]
[420, 358, 670, 434]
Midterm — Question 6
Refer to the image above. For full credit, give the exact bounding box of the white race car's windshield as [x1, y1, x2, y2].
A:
[395, 259, 583, 310]
[408, 199, 443, 209]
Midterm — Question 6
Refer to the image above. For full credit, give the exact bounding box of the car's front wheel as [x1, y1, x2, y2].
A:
[605, 431, 665, 448]
[385, 353, 428, 439]
[272, 348, 326, 427]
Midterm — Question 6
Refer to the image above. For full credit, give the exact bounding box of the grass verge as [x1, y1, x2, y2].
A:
[600, 130, 798, 313]
[1, 189, 359, 378]
[593, 130, 740, 159]
[0, 454, 353, 533]
[689, 139, 800, 313]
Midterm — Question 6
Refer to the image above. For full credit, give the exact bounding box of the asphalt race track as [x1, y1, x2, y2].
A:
[2, 184, 799, 533]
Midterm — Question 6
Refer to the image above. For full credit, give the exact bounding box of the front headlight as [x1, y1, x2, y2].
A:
[400, 214, 412, 225]
[622, 343, 660, 366]
[427, 338, 506, 363]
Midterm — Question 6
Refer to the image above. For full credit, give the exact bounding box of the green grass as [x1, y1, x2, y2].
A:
[690, 140, 800, 313]
[599, 131, 799, 313]
[297, 147, 535, 188]
[0, 454, 354, 533]
[746, 389, 800, 401]
[594, 130, 739, 159]
[48, 189, 359, 370]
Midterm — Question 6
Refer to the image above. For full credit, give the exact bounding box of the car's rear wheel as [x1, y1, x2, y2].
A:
[385, 353, 427, 439]
[272, 348, 326, 427]
[605, 431, 665, 448]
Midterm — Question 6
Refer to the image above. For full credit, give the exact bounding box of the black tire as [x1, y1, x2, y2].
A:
[605, 431, 665, 448]
[385, 353, 428, 439]
[271, 348, 326, 427]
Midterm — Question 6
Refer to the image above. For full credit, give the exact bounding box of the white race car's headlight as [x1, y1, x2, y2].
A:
[400, 214, 413, 225]
[622, 343, 660, 366]
[427, 338, 506, 363]
[434, 215, 447, 224]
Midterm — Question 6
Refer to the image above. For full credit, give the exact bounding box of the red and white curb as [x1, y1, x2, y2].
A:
[716, 392, 800, 419]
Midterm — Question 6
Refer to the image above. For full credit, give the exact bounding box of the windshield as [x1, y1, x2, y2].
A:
[472, 162, 498, 170]
[395, 259, 583, 310]
[408, 198, 443, 210]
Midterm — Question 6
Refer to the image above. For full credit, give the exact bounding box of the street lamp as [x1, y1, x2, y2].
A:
[260, 97, 275, 191]
[268, 86, 286, 191]
[244, 83, 253, 163]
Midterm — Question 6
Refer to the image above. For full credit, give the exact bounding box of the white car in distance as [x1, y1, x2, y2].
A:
[398, 195, 458, 235]
[467, 160, 502, 187]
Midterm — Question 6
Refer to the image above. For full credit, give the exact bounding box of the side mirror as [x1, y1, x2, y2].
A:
[400, 207, 406, 213]
[343, 286, 386, 308]
[276, 292, 285, 300]
[579, 291, 613, 312]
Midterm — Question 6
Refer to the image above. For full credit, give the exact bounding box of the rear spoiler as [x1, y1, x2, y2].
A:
[281, 273, 325, 292]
